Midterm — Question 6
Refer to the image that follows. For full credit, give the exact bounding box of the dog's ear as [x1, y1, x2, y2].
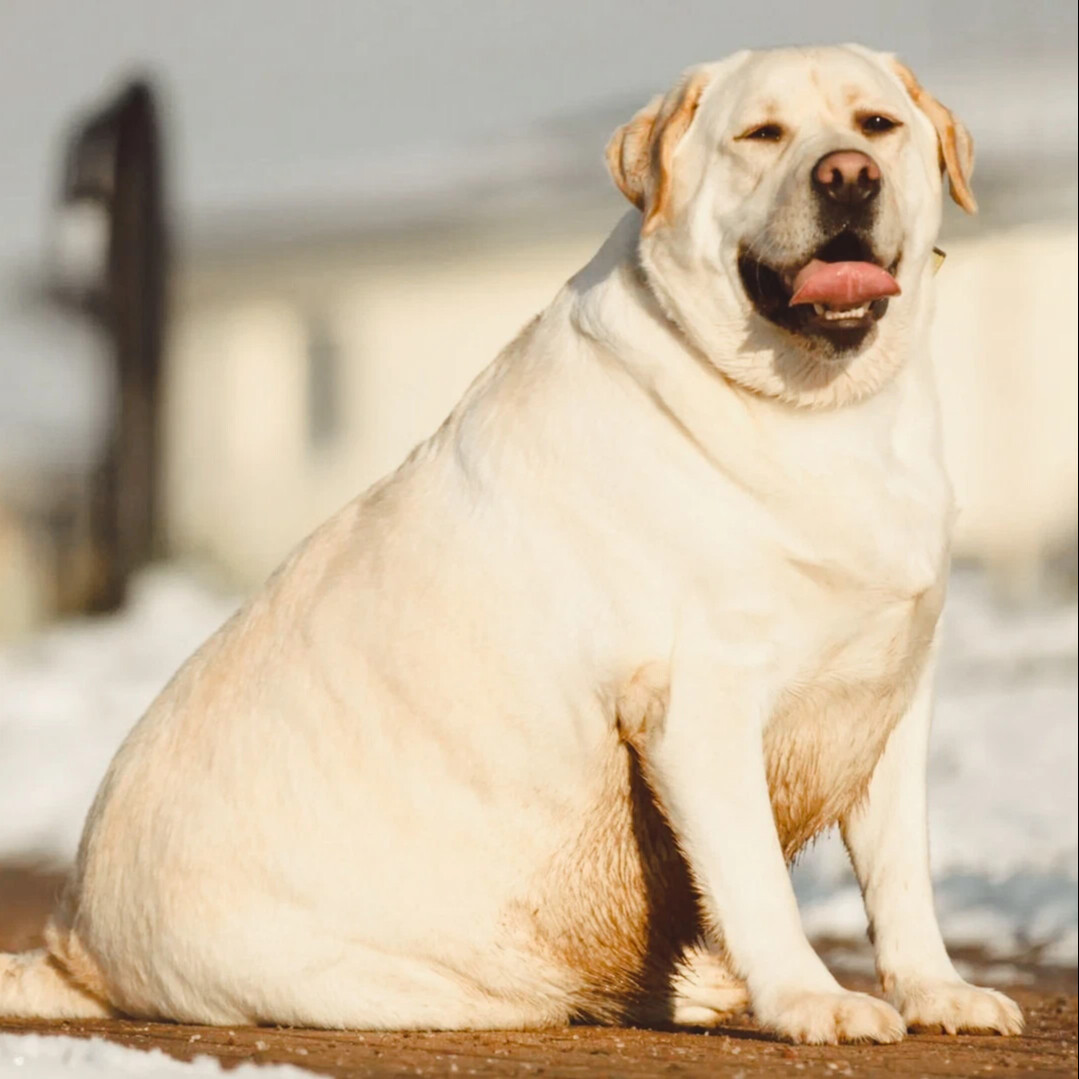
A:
[606, 68, 712, 234]
[891, 59, 977, 214]
[605, 94, 662, 213]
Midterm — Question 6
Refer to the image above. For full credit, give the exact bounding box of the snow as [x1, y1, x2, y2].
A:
[0, 1033, 313, 1077]
[1, 564, 1075, 963]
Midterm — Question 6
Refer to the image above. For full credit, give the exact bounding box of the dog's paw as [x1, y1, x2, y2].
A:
[890, 979, 1023, 1035]
[671, 945, 748, 1027]
[756, 987, 906, 1045]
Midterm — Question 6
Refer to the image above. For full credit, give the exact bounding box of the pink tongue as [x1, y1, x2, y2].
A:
[789, 260, 900, 307]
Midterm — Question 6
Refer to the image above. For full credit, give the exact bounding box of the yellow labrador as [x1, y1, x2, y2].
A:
[1, 44, 1022, 1044]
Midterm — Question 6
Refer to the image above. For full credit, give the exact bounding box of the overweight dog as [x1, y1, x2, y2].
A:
[1, 44, 1022, 1044]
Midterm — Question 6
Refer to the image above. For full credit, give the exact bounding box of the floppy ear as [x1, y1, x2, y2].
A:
[891, 59, 977, 214]
[605, 68, 712, 234]
[605, 93, 662, 212]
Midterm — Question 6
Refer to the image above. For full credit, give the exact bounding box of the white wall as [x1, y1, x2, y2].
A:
[932, 223, 1078, 592]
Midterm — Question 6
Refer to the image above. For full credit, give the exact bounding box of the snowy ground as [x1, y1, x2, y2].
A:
[1, 562, 1076, 968]
[0, 1033, 312, 1079]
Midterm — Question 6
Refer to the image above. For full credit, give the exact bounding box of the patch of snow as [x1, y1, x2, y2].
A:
[1042, 927, 1079, 967]
[0, 563, 1075, 963]
[0, 1033, 313, 1077]
[952, 961, 1036, 987]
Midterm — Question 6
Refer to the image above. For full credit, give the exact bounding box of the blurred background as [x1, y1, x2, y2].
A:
[0, 1, 1075, 977]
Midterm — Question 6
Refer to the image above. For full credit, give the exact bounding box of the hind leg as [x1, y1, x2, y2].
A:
[98, 910, 575, 1030]
[242, 947, 573, 1030]
[671, 943, 748, 1027]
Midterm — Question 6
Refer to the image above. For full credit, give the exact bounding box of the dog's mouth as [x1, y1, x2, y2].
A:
[737, 231, 901, 351]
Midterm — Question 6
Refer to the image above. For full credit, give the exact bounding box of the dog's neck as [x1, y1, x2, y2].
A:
[568, 213, 697, 378]
[559, 213, 949, 532]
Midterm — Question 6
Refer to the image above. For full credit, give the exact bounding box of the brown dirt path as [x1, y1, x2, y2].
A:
[2, 993, 1075, 1079]
[2, 864, 1076, 1077]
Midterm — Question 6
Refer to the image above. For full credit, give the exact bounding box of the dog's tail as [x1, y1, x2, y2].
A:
[0, 935, 114, 1020]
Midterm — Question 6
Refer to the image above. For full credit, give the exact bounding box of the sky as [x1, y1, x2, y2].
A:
[0, 0, 1075, 269]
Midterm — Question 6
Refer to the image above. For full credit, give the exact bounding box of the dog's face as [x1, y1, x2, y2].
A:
[607, 45, 975, 407]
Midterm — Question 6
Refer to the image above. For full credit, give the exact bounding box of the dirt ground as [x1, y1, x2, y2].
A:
[2, 864, 1076, 1078]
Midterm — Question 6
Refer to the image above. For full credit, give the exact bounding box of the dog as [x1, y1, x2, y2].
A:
[1, 44, 1023, 1044]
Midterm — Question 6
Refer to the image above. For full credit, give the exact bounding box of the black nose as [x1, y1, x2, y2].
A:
[812, 150, 881, 208]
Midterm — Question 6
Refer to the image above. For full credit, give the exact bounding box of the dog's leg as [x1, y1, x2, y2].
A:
[841, 655, 1023, 1035]
[642, 636, 905, 1045]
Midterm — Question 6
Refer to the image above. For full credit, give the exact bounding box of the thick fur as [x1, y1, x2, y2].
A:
[1, 45, 1021, 1043]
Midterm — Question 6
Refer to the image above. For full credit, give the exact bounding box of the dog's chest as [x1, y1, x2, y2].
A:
[756, 430, 950, 857]
[761, 515, 947, 858]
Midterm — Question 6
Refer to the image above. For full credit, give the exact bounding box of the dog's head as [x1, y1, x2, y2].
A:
[606, 45, 975, 407]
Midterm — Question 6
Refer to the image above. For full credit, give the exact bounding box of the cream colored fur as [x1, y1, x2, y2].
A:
[0, 45, 1022, 1044]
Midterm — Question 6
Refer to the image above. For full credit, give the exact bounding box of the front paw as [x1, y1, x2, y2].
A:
[756, 987, 905, 1045]
[890, 978, 1023, 1035]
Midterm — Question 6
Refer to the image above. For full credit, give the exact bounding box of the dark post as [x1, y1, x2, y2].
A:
[51, 78, 169, 613]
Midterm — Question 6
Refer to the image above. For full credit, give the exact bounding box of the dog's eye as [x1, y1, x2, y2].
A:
[860, 114, 901, 135]
[740, 123, 785, 142]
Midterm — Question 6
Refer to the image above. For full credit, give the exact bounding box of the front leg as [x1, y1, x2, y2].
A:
[841, 649, 1023, 1035]
[641, 637, 904, 1045]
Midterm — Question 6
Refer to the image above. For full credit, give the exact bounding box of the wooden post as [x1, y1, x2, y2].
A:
[51, 78, 169, 613]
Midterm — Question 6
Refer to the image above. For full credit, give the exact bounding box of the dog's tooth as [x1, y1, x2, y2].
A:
[813, 302, 870, 321]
